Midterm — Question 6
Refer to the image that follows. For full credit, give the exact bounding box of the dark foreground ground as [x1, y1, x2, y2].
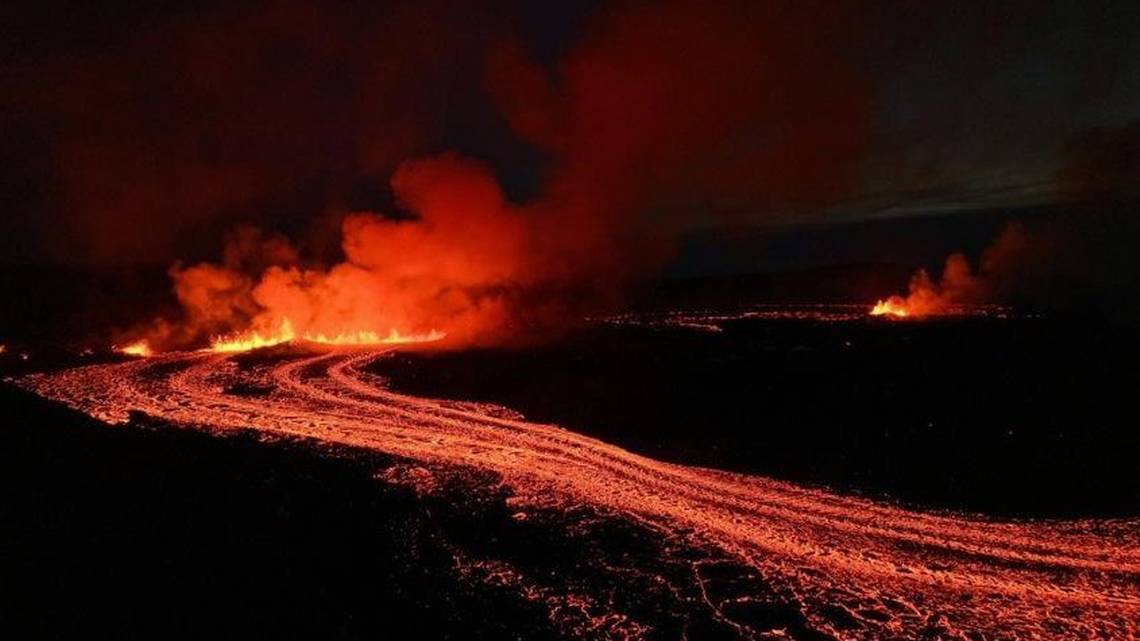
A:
[0, 385, 545, 640]
[372, 314, 1140, 518]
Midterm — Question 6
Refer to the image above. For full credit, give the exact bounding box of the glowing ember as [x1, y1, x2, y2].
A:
[118, 340, 154, 357]
[15, 351, 1140, 640]
[209, 318, 444, 353]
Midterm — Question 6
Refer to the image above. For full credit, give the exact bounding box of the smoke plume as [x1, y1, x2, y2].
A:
[118, 0, 872, 349]
[877, 119, 1140, 319]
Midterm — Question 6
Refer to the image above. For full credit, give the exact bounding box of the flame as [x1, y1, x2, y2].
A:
[209, 318, 445, 353]
[209, 321, 295, 353]
[869, 298, 910, 318]
[118, 340, 154, 357]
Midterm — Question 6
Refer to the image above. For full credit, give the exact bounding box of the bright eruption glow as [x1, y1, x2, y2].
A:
[869, 298, 910, 318]
[868, 254, 984, 319]
[209, 318, 444, 353]
[118, 340, 154, 357]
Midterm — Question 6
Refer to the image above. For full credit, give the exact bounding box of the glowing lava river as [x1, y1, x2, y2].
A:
[14, 349, 1140, 640]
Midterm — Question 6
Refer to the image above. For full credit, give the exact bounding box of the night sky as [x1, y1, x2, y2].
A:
[1, 0, 1137, 273]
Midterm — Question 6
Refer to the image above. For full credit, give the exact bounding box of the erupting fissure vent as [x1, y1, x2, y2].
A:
[208, 318, 445, 353]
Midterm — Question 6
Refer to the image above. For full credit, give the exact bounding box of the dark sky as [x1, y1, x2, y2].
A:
[1, 0, 1138, 270]
[846, 3, 1140, 219]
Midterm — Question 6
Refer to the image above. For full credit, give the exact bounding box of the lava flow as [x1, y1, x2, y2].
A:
[15, 351, 1140, 640]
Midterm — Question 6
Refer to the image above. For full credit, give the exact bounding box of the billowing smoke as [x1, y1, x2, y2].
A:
[871, 253, 982, 316]
[876, 119, 1140, 319]
[161, 155, 531, 346]
[121, 0, 871, 349]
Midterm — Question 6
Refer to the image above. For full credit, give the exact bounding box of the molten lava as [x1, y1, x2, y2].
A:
[869, 298, 911, 318]
[209, 318, 444, 353]
[15, 350, 1140, 640]
[118, 340, 154, 357]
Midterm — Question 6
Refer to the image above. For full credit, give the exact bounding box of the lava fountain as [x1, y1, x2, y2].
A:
[117, 340, 154, 357]
[14, 350, 1139, 641]
[869, 298, 911, 318]
[208, 318, 445, 353]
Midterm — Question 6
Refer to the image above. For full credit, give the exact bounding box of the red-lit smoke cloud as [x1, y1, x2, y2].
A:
[489, 0, 870, 221]
[877, 120, 1140, 319]
[871, 253, 983, 317]
[4, 1, 499, 264]
[120, 0, 874, 348]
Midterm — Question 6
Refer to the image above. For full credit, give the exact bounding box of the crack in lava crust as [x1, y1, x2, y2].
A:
[16, 351, 1140, 640]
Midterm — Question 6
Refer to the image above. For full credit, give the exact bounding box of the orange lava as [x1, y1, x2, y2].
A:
[209, 318, 444, 353]
[869, 298, 910, 318]
[117, 340, 154, 357]
[17, 351, 1140, 640]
